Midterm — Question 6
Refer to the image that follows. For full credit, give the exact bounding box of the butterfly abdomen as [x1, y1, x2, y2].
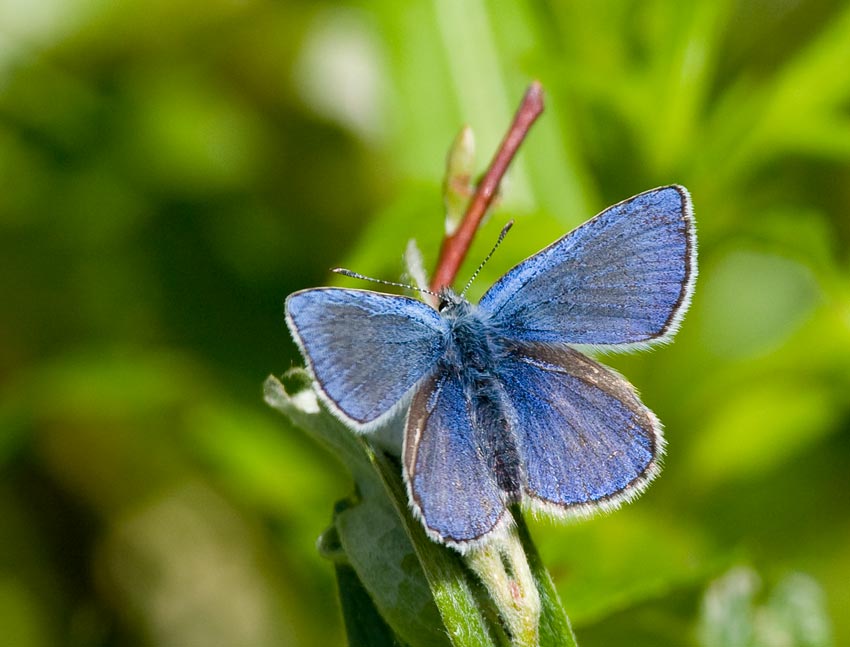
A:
[470, 382, 522, 498]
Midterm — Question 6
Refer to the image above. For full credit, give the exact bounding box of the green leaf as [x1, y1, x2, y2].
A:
[335, 561, 405, 647]
[334, 473, 453, 647]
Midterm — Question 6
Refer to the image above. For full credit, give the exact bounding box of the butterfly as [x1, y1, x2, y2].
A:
[285, 186, 696, 551]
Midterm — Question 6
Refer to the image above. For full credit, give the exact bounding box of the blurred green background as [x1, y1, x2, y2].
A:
[2, 0, 850, 645]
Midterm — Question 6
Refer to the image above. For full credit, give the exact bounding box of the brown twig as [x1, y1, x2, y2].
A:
[429, 81, 545, 293]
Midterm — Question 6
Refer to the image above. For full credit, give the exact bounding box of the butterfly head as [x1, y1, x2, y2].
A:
[437, 288, 471, 316]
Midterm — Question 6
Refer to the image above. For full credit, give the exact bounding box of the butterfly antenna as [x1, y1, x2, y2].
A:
[460, 220, 514, 297]
[332, 268, 441, 298]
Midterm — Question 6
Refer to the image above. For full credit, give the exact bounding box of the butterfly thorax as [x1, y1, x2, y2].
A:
[437, 290, 505, 376]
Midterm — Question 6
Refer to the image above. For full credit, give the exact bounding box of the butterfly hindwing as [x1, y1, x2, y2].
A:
[404, 370, 509, 545]
[479, 185, 695, 347]
[498, 343, 662, 513]
[286, 288, 447, 429]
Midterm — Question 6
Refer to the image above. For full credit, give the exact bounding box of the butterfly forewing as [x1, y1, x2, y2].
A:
[286, 288, 447, 429]
[498, 343, 662, 512]
[479, 185, 695, 347]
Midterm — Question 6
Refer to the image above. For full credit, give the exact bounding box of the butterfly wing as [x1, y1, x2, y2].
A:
[404, 370, 509, 547]
[286, 288, 447, 430]
[479, 185, 696, 347]
[498, 343, 662, 514]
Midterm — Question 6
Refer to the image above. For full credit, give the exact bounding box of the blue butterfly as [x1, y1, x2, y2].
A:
[286, 186, 696, 551]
